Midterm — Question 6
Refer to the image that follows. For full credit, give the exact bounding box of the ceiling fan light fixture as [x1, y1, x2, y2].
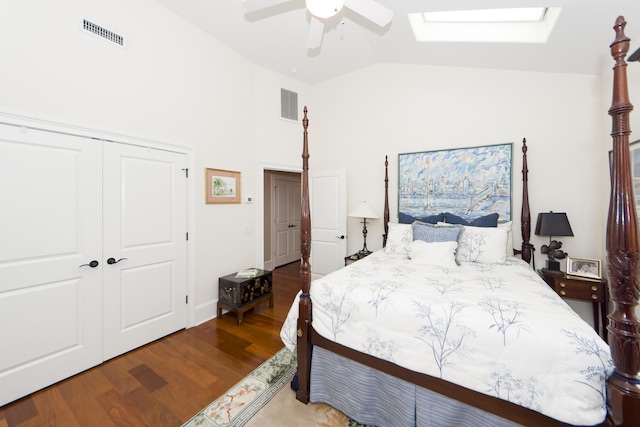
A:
[306, 0, 344, 19]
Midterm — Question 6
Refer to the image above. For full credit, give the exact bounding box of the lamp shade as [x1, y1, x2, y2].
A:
[534, 212, 574, 237]
[348, 201, 380, 219]
[306, 0, 344, 19]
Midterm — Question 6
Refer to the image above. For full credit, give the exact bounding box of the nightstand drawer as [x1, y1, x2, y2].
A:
[538, 268, 608, 342]
[554, 279, 604, 302]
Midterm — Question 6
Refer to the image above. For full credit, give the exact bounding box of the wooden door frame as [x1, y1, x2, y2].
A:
[0, 112, 198, 328]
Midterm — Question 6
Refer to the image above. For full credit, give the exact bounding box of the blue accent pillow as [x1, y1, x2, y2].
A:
[399, 212, 444, 225]
[417, 213, 445, 224]
[399, 212, 416, 224]
[444, 212, 499, 227]
[412, 221, 462, 243]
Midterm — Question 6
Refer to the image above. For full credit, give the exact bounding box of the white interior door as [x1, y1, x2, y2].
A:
[0, 125, 103, 406]
[309, 169, 347, 280]
[102, 143, 187, 360]
[274, 176, 301, 267]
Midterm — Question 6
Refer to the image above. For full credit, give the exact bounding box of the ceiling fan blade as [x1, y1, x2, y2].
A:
[307, 16, 324, 49]
[243, 0, 291, 13]
[344, 0, 393, 27]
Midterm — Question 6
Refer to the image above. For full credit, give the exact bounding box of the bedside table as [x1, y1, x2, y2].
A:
[345, 251, 370, 266]
[538, 269, 608, 342]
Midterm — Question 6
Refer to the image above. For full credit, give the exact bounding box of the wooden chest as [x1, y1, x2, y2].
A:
[217, 269, 273, 325]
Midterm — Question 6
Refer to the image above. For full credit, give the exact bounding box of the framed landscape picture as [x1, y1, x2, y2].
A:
[398, 143, 512, 223]
[206, 168, 241, 204]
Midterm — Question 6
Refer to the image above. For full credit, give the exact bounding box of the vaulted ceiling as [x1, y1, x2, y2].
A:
[155, 0, 640, 84]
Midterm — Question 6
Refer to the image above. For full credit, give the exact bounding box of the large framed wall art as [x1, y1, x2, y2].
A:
[398, 143, 513, 223]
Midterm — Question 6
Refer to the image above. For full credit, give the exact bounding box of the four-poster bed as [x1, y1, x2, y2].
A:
[284, 16, 640, 427]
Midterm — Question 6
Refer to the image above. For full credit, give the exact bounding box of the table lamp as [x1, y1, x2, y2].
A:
[535, 211, 573, 270]
[348, 201, 380, 256]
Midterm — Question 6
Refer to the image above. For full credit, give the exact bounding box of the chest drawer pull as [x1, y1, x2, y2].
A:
[590, 285, 598, 291]
[560, 290, 566, 296]
[591, 294, 598, 300]
[560, 282, 566, 288]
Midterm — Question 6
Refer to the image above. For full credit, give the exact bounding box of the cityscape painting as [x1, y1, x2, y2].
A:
[398, 143, 512, 223]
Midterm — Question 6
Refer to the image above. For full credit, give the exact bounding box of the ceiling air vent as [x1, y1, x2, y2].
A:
[280, 88, 298, 122]
[81, 18, 125, 48]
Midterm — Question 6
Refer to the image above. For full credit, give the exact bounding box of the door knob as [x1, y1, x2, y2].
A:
[79, 260, 99, 268]
[336, 235, 345, 239]
[107, 257, 128, 265]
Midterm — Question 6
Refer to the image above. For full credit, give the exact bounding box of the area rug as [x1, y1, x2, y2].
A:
[182, 348, 370, 427]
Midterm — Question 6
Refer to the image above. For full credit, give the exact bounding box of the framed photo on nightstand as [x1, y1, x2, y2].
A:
[566, 256, 602, 280]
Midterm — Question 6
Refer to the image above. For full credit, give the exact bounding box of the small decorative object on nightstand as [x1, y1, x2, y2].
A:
[218, 269, 273, 325]
[538, 268, 608, 342]
[344, 251, 370, 266]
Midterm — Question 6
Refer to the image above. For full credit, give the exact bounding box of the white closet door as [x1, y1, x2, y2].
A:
[102, 143, 187, 360]
[0, 125, 103, 406]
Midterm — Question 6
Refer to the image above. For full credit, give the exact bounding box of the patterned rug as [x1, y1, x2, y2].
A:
[182, 348, 369, 427]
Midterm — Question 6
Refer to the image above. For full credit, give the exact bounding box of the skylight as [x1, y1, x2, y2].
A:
[409, 7, 561, 43]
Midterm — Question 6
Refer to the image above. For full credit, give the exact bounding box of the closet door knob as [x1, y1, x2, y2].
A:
[107, 257, 128, 265]
[80, 260, 99, 268]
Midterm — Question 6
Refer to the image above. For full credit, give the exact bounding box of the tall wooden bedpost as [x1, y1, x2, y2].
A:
[520, 138, 532, 264]
[296, 106, 312, 404]
[606, 16, 640, 426]
[383, 155, 389, 247]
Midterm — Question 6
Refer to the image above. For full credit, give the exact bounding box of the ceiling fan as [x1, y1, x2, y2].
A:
[243, 0, 393, 50]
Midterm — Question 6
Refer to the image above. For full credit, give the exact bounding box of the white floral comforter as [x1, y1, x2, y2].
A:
[280, 250, 613, 426]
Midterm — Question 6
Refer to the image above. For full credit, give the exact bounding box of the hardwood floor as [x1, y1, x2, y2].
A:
[0, 261, 301, 427]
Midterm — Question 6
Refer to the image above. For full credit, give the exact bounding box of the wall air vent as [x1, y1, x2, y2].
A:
[280, 88, 298, 122]
[81, 18, 126, 48]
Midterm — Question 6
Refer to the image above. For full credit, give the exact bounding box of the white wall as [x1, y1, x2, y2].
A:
[307, 63, 605, 263]
[2, 0, 637, 329]
[0, 0, 309, 325]
[304, 63, 610, 325]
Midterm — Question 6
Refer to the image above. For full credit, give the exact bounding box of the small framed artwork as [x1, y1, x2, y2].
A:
[206, 168, 241, 204]
[566, 256, 602, 280]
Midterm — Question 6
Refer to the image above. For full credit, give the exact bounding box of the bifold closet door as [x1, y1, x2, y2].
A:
[0, 124, 188, 405]
[0, 125, 103, 406]
[102, 143, 187, 360]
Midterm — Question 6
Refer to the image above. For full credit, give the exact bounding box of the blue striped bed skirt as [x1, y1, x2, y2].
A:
[309, 346, 523, 427]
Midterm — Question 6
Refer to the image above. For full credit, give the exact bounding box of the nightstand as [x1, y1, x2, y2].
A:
[345, 251, 370, 266]
[538, 269, 608, 342]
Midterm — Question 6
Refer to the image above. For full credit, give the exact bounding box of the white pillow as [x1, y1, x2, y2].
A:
[498, 221, 513, 254]
[408, 240, 458, 267]
[456, 226, 508, 264]
[385, 223, 411, 256]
